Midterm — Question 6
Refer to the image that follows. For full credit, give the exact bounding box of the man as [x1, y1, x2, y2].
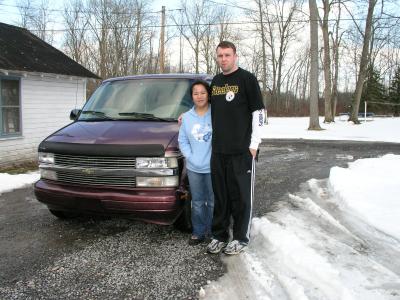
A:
[207, 41, 265, 255]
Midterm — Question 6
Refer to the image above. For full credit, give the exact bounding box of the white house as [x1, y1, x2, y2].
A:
[0, 22, 100, 168]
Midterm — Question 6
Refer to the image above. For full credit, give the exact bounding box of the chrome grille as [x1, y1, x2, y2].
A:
[53, 154, 136, 187]
[56, 171, 136, 187]
[54, 154, 136, 169]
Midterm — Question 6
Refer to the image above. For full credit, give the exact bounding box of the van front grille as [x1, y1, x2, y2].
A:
[54, 154, 136, 169]
[56, 171, 136, 187]
[53, 154, 137, 187]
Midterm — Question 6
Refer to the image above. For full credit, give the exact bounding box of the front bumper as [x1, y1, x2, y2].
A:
[34, 179, 184, 225]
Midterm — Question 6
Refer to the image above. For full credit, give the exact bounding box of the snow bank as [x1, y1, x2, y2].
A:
[0, 171, 40, 195]
[328, 154, 400, 241]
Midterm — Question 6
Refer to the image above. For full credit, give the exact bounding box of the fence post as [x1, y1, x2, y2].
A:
[364, 101, 367, 122]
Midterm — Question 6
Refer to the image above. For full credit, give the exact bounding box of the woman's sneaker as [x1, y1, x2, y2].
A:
[224, 240, 247, 255]
[207, 239, 227, 254]
[188, 235, 204, 246]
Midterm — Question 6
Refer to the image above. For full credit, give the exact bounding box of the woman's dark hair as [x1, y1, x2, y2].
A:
[190, 80, 211, 102]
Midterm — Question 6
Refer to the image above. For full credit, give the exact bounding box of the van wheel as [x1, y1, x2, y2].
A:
[174, 199, 192, 232]
[49, 209, 78, 219]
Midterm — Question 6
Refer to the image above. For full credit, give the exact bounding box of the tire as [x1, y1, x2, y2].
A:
[49, 209, 78, 219]
[174, 198, 192, 232]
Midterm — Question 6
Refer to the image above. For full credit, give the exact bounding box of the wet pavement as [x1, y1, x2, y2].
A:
[1, 139, 399, 299]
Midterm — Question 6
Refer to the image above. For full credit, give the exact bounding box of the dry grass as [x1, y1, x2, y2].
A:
[0, 160, 38, 174]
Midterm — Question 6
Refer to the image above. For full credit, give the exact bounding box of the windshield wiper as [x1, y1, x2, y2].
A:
[80, 110, 116, 120]
[118, 112, 176, 122]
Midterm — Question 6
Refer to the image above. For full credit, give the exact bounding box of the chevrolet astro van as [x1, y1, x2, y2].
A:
[34, 74, 212, 228]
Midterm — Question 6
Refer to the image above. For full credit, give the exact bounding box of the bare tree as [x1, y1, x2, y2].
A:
[84, 0, 112, 78]
[173, 0, 219, 73]
[78, 0, 154, 78]
[63, 0, 88, 64]
[32, 0, 54, 43]
[348, 0, 378, 123]
[252, 0, 304, 112]
[16, 0, 34, 28]
[366, 0, 400, 90]
[256, 0, 268, 98]
[292, 46, 310, 104]
[319, 0, 334, 123]
[16, 0, 54, 43]
[330, 0, 345, 118]
[309, 0, 322, 130]
[208, 8, 238, 74]
[131, 1, 150, 74]
[199, 6, 239, 74]
[241, 40, 264, 80]
[200, 24, 215, 74]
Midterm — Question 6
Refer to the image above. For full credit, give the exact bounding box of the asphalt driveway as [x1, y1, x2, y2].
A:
[1, 140, 399, 299]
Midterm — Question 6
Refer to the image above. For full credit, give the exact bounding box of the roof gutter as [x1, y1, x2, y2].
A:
[0, 69, 98, 81]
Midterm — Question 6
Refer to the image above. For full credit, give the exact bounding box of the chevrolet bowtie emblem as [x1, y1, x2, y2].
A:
[82, 168, 95, 175]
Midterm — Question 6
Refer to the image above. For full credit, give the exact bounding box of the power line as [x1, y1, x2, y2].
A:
[208, 0, 256, 12]
[0, 3, 182, 15]
[3, 1, 399, 21]
[17, 15, 400, 34]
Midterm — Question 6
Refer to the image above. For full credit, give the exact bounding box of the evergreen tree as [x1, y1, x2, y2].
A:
[361, 66, 386, 114]
[388, 66, 400, 116]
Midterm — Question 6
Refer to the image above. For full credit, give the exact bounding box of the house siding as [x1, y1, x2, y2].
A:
[0, 75, 87, 168]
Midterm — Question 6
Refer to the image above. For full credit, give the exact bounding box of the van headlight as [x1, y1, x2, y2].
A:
[38, 152, 55, 164]
[136, 157, 178, 169]
[136, 176, 179, 187]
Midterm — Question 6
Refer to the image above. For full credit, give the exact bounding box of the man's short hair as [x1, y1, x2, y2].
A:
[216, 41, 236, 54]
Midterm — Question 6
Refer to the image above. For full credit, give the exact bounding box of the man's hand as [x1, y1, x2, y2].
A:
[249, 148, 257, 158]
[177, 113, 183, 125]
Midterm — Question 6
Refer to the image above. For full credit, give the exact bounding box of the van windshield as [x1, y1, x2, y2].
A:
[79, 78, 193, 121]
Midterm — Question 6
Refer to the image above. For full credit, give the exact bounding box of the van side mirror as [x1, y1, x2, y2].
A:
[70, 109, 81, 121]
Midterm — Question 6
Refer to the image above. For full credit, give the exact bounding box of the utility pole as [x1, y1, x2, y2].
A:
[179, 33, 183, 73]
[159, 6, 166, 73]
[179, 9, 183, 73]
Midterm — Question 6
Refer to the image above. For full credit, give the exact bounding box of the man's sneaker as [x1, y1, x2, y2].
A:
[207, 239, 227, 254]
[224, 240, 247, 255]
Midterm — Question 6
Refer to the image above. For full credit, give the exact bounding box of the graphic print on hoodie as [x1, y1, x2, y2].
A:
[191, 123, 212, 142]
[178, 107, 212, 173]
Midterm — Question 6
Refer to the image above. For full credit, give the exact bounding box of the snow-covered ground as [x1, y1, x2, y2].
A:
[1, 117, 400, 299]
[262, 116, 400, 143]
[0, 172, 39, 195]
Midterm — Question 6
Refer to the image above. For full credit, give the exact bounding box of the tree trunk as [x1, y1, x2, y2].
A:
[132, 10, 142, 75]
[308, 0, 322, 130]
[331, 0, 342, 119]
[349, 0, 377, 124]
[321, 0, 333, 123]
[257, 0, 267, 106]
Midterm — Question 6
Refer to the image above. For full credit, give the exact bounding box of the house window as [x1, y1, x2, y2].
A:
[0, 78, 21, 136]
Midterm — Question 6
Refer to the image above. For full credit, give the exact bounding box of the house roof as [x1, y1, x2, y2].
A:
[0, 22, 100, 79]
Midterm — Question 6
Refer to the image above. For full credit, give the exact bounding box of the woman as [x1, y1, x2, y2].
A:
[178, 80, 214, 245]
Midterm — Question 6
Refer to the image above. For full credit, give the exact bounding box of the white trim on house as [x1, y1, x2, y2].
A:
[0, 69, 93, 82]
[0, 72, 88, 168]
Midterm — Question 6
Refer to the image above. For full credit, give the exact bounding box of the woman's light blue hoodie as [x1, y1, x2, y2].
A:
[178, 106, 212, 173]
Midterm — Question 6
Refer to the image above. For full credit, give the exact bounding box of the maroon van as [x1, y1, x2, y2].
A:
[34, 74, 212, 228]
